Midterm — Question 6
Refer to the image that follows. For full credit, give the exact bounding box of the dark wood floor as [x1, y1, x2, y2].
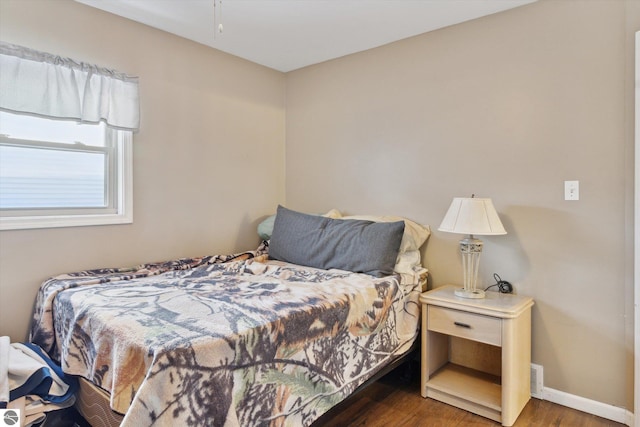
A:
[313, 361, 626, 427]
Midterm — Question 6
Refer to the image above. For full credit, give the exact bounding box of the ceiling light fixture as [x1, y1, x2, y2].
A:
[213, 0, 224, 38]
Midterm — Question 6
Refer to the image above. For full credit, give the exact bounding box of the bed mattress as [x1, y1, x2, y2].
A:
[75, 378, 123, 427]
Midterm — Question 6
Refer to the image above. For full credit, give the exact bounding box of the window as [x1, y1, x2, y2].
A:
[0, 111, 132, 230]
[0, 41, 139, 230]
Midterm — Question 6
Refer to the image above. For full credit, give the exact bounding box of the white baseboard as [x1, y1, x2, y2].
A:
[542, 387, 634, 426]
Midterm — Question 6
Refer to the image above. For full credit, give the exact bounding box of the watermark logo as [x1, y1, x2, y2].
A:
[0, 409, 21, 426]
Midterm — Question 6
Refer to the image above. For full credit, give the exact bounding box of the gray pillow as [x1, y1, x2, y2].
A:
[269, 205, 405, 277]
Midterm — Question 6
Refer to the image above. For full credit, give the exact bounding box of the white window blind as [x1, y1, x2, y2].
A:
[0, 145, 107, 209]
[0, 112, 111, 210]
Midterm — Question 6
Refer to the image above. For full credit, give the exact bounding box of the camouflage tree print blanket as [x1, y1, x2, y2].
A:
[30, 244, 421, 426]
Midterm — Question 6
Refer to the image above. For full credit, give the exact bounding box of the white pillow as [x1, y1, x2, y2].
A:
[336, 213, 431, 274]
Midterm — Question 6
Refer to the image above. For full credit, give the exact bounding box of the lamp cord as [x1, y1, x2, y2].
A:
[485, 273, 513, 293]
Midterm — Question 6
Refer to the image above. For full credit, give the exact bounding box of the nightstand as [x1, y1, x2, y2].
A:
[420, 285, 534, 426]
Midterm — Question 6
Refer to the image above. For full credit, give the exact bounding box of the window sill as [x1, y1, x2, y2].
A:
[0, 211, 132, 231]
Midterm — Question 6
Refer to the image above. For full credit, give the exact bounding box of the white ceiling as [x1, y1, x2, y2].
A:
[75, 0, 536, 72]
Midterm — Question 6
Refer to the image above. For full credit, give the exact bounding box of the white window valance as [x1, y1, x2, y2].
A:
[0, 42, 139, 131]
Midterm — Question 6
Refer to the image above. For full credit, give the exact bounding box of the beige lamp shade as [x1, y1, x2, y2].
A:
[438, 197, 507, 236]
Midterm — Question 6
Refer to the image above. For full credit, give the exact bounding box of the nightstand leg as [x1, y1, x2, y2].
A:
[501, 311, 532, 426]
[421, 303, 428, 398]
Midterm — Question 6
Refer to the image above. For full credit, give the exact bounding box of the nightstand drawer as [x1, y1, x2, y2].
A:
[428, 306, 502, 346]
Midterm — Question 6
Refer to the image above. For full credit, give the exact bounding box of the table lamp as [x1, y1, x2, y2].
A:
[438, 195, 507, 299]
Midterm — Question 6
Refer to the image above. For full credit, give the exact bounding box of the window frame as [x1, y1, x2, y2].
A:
[0, 127, 133, 231]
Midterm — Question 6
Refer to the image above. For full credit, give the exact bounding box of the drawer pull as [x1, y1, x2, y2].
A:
[454, 321, 471, 329]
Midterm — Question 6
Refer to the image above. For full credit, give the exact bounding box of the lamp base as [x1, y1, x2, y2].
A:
[454, 288, 486, 299]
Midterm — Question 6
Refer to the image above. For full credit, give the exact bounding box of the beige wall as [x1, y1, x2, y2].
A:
[286, 0, 635, 410]
[0, 0, 636, 415]
[0, 1, 285, 341]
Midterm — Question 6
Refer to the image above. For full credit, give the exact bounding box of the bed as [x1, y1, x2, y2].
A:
[29, 207, 430, 426]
